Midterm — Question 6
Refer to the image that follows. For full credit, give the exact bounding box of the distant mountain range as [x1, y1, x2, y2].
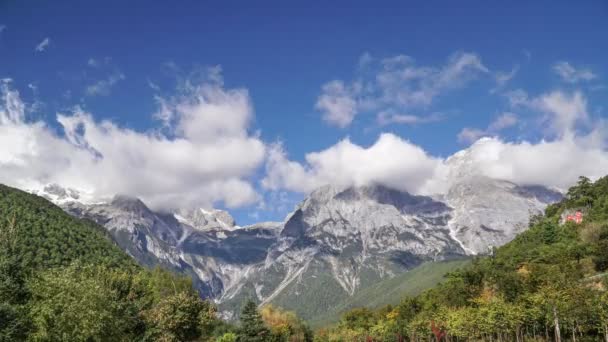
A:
[31, 174, 562, 321]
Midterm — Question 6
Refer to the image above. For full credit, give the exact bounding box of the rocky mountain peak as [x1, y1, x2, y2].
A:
[445, 176, 562, 254]
[281, 183, 460, 260]
[110, 195, 153, 215]
[290, 183, 451, 229]
[299, 184, 342, 210]
[334, 184, 450, 216]
[175, 208, 237, 231]
[31, 183, 82, 204]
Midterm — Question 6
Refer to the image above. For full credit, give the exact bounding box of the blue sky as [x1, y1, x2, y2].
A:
[1, 1, 607, 224]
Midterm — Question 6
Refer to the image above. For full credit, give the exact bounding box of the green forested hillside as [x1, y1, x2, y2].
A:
[0, 184, 134, 270]
[316, 176, 608, 341]
[0, 185, 222, 341]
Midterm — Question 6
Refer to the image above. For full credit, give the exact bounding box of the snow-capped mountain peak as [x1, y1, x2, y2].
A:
[31, 183, 98, 205]
[175, 207, 238, 231]
[29, 177, 562, 319]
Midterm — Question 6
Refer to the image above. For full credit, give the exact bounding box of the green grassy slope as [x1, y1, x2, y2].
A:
[308, 259, 470, 327]
[270, 261, 360, 322]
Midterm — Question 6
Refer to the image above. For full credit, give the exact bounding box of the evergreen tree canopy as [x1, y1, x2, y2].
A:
[238, 299, 270, 342]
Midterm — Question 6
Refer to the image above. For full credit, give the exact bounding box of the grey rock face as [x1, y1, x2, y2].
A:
[175, 208, 237, 231]
[444, 177, 562, 254]
[62, 195, 184, 268]
[35, 178, 561, 318]
[267, 184, 463, 299]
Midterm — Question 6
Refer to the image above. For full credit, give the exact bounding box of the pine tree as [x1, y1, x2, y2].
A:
[237, 300, 269, 342]
[0, 215, 30, 341]
[567, 176, 594, 207]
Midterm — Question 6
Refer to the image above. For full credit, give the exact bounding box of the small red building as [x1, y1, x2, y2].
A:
[566, 211, 583, 224]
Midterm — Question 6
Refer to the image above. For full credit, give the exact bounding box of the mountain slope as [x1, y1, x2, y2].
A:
[303, 258, 471, 328]
[32, 176, 561, 322]
[316, 176, 608, 340]
[61, 195, 282, 300]
[445, 177, 563, 254]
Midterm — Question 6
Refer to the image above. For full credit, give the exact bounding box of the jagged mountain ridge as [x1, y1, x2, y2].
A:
[33, 177, 562, 319]
[444, 177, 564, 254]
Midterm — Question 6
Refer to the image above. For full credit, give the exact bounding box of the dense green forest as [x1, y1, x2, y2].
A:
[316, 176, 608, 341]
[3, 174, 608, 341]
[0, 185, 311, 341]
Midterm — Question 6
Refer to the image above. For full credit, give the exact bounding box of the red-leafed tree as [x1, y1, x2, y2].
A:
[431, 320, 446, 342]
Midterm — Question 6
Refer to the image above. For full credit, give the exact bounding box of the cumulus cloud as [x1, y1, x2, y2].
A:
[553, 61, 597, 83]
[535, 91, 587, 138]
[316, 51, 488, 127]
[262, 134, 442, 194]
[85, 71, 125, 96]
[266, 89, 608, 195]
[0, 75, 266, 210]
[35, 37, 50, 52]
[459, 136, 608, 190]
[315, 80, 360, 128]
[458, 112, 519, 143]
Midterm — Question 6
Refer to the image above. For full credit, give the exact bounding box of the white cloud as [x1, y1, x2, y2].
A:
[315, 80, 360, 128]
[0, 25, 6, 34]
[488, 112, 518, 131]
[262, 134, 442, 194]
[0, 74, 266, 210]
[491, 65, 519, 93]
[267, 90, 608, 195]
[35, 37, 50, 52]
[87, 57, 112, 68]
[316, 51, 488, 127]
[553, 61, 597, 83]
[444, 135, 608, 192]
[535, 90, 587, 138]
[377, 111, 443, 126]
[457, 127, 487, 144]
[494, 66, 519, 87]
[85, 72, 125, 96]
[458, 112, 519, 144]
[501, 89, 588, 137]
[503, 89, 529, 107]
